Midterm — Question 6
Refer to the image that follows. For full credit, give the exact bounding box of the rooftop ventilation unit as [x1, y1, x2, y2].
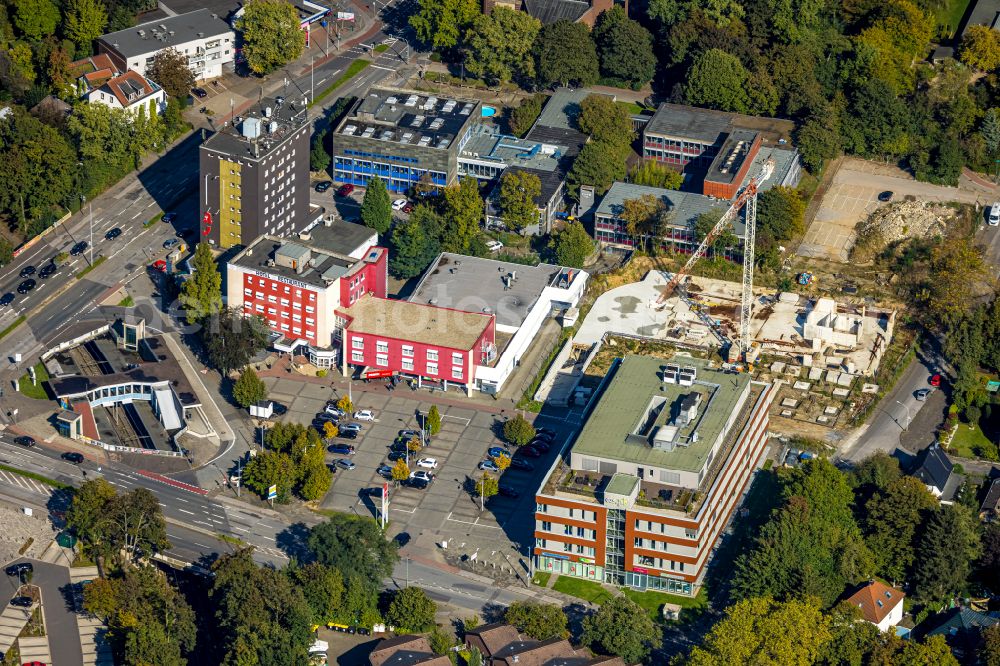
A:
[386, 96, 398, 104]
[267, 121, 278, 134]
[678, 366, 696, 386]
[404, 95, 418, 107]
[379, 130, 393, 141]
[343, 124, 357, 136]
[264, 106, 272, 118]
[159, 24, 167, 30]
[418, 136, 432, 146]
[662, 364, 679, 384]
[362, 127, 376, 138]
[400, 132, 413, 144]
[242, 117, 262, 139]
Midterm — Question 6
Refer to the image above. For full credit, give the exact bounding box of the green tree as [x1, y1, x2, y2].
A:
[577, 93, 634, 148]
[498, 170, 541, 231]
[298, 459, 332, 501]
[0, 239, 12, 267]
[475, 472, 499, 500]
[960, 24, 1000, 71]
[105, 488, 170, 563]
[390, 214, 440, 278]
[14, 0, 60, 41]
[66, 477, 118, 558]
[361, 175, 392, 234]
[386, 587, 437, 632]
[467, 646, 484, 666]
[493, 453, 511, 472]
[982, 109, 1000, 157]
[210, 548, 314, 666]
[619, 194, 666, 248]
[336, 394, 354, 414]
[233, 368, 267, 408]
[504, 601, 568, 640]
[0, 42, 36, 98]
[322, 421, 338, 439]
[509, 94, 545, 137]
[237, 0, 306, 75]
[816, 602, 882, 666]
[549, 221, 594, 268]
[202, 308, 270, 375]
[502, 414, 535, 446]
[310, 129, 330, 172]
[567, 140, 629, 198]
[409, 0, 479, 51]
[465, 7, 541, 85]
[391, 459, 411, 484]
[308, 514, 399, 590]
[686, 48, 750, 113]
[582, 596, 658, 664]
[756, 186, 806, 243]
[441, 177, 482, 253]
[181, 242, 222, 321]
[426, 405, 442, 436]
[913, 503, 981, 602]
[534, 20, 599, 88]
[429, 627, 457, 655]
[0, 110, 75, 229]
[592, 6, 655, 88]
[688, 596, 831, 666]
[65, 0, 107, 52]
[242, 450, 297, 499]
[977, 521, 1000, 594]
[289, 563, 344, 624]
[629, 159, 683, 189]
[862, 476, 937, 582]
[982, 623, 1000, 666]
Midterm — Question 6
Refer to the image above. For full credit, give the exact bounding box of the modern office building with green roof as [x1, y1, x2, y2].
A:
[533, 354, 776, 595]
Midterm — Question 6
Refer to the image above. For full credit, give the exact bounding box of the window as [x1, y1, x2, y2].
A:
[305, 318, 315, 326]
[280, 323, 289, 331]
[292, 327, 301, 335]
[541, 521, 552, 532]
[255, 304, 264, 313]
[244, 288, 253, 296]
[376, 340, 388, 353]
[685, 528, 698, 540]
[309, 293, 315, 301]
[575, 544, 584, 554]
[564, 524, 573, 535]
[427, 363, 438, 375]
[634, 537, 644, 548]
[426, 349, 438, 361]
[402, 359, 414, 371]
[376, 354, 388, 367]
[268, 295, 277, 303]
[402, 345, 414, 357]
[267, 307, 276, 315]
[280, 298, 289, 307]
[453, 367, 463, 380]
[352, 351, 364, 363]
[305, 306, 314, 314]
[576, 526, 586, 538]
[255, 291, 264, 299]
[292, 314, 301, 322]
[535, 538, 546, 548]
[537, 504, 548, 513]
[452, 352, 463, 364]
[352, 338, 364, 349]
[563, 542, 573, 552]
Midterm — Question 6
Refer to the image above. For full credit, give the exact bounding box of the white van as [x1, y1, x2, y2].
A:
[989, 202, 1000, 226]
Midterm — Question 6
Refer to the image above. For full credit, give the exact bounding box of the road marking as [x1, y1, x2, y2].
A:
[369, 64, 395, 72]
[177, 508, 195, 515]
[231, 525, 250, 532]
[258, 534, 275, 541]
[193, 542, 210, 548]
[194, 519, 211, 526]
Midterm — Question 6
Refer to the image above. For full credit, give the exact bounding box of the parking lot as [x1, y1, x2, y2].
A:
[260, 377, 573, 544]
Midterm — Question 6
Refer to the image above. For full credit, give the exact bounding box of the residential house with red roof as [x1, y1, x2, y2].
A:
[845, 580, 905, 632]
[70, 54, 165, 118]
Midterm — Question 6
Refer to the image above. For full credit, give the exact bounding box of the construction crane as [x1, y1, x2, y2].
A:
[657, 159, 775, 360]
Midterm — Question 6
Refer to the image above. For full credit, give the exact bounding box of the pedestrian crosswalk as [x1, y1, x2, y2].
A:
[0, 469, 54, 496]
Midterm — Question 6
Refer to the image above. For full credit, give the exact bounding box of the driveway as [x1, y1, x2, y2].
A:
[800, 158, 999, 262]
[2, 558, 82, 666]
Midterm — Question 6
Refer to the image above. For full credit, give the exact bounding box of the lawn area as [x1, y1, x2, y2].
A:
[948, 423, 999, 461]
[532, 571, 551, 587]
[616, 100, 645, 115]
[622, 587, 707, 623]
[310, 59, 370, 108]
[552, 576, 614, 604]
[936, 0, 972, 37]
[18, 363, 49, 400]
[0, 315, 25, 342]
[374, 43, 389, 53]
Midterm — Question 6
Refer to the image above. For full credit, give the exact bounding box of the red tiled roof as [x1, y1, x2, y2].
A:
[71, 401, 100, 441]
[103, 70, 156, 108]
[70, 54, 116, 78]
[846, 580, 904, 625]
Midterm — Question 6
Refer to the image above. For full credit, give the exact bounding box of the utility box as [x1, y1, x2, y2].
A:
[249, 400, 274, 419]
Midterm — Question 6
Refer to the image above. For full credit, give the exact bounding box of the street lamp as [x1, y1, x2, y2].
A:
[895, 400, 911, 430]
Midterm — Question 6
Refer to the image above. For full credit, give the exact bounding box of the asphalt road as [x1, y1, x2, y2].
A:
[2, 558, 82, 666]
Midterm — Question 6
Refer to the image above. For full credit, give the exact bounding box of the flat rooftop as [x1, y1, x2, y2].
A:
[336, 88, 480, 151]
[534, 87, 612, 132]
[461, 129, 566, 172]
[571, 355, 751, 473]
[409, 253, 574, 329]
[99, 8, 232, 56]
[340, 294, 493, 351]
[706, 129, 759, 186]
[645, 103, 795, 145]
[301, 218, 377, 257]
[202, 95, 308, 160]
[595, 182, 739, 236]
[229, 235, 382, 290]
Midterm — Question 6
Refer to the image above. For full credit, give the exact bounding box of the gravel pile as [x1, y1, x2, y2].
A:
[852, 201, 951, 261]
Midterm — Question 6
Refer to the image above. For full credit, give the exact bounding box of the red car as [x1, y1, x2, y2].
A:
[337, 184, 355, 197]
[402, 202, 414, 214]
[152, 259, 167, 273]
[929, 374, 942, 387]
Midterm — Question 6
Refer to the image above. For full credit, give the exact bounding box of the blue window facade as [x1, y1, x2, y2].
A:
[333, 155, 448, 193]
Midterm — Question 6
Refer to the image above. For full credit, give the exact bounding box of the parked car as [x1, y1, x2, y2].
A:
[929, 374, 942, 387]
[325, 405, 345, 417]
[498, 484, 519, 498]
[328, 444, 355, 455]
[915, 388, 932, 401]
[315, 180, 333, 193]
[315, 412, 339, 422]
[151, 260, 167, 272]
[4, 563, 32, 577]
[878, 190, 894, 202]
[0, 293, 14, 307]
[404, 477, 430, 489]
[17, 279, 35, 294]
[337, 184, 355, 197]
[191, 87, 207, 98]
[9, 596, 32, 608]
[532, 431, 554, 442]
[402, 202, 414, 214]
[409, 470, 434, 482]
[520, 446, 542, 458]
[14, 436, 35, 448]
[339, 423, 362, 433]
[416, 457, 438, 469]
[338, 429, 358, 440]
[335, 459, 356, 470]
[486, 239, 503, 253]
[991, 201, 1000, 226]
[163, 238, 180, 250]
[391, 198, 408, 211]
[536, 427, 555, 437]
[105, 227, 122, 241]
[70, 241, 88, 256]
[38, 263, 57, 278]
[271, 402, 288, 415]
[19, 265, 35, 278]
[528, 440, 550, 453]
[161, 212, 177, 224]
[61, 452, 84, 464]
[399, 429, 420, 438]
[479, 460, 500, 472]
[389, 441, 410, 453]
[387, 450, 408, 462]
[509, 458, 534, 471]
[354, 409, 375, 421]
[488, 446, 511, 459]
[376, 464, 393, 479]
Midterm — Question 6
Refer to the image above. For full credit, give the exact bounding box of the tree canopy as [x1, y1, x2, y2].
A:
[592, 6, 656, 88]
[146, 48, 195, 99]
[504, 601, 568, 640]
[361, 176, 392, 234]
[237, 0, 306, 75]
[549, 220, 594, 268]
[534, 20, 599, 89]
[582, 596, 658, 664]
[498, 169, 541, 231]
[386, 587, 437, 632]
[308, 514, 399, 590]
[465, 7, 541, 85]
[233, 368, 267, 408]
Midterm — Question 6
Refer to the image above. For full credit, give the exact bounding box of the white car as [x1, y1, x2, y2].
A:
[392, 198, 408, 211]
[410, 470, 434, 482]
[486, 239, 504, 253]
[990, 202, 1000, 226]
[354, 409, 375, 421]
[416, 457, 438, 469]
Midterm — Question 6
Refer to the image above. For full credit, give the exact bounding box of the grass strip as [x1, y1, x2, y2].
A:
[18, 363, 49, 400]
[75, 255, 106, 279]
[0, 316, 26, 341]
[216, 533, 249, 548]
[374, 44, 389, 53]
[144, 212, 164, 229]
[0, 464, 71, 490]
[310, 59, 371, 108]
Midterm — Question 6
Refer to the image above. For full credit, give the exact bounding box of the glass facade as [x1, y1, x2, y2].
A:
[537, 555, 602, 581]
[626, 571, 694, 596]
[334, 156, 448, 193]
